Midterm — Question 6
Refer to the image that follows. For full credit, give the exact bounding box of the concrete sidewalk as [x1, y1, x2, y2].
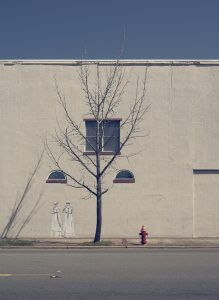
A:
[12, 237, 219, 248]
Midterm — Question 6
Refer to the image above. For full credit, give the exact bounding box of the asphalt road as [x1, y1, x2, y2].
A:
[0, 248, 219, 299]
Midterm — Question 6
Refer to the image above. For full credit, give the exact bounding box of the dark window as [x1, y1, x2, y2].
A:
[113, 170, 135, 183]
[46, 170, 67, 183]
[85, 120, 97, 151]
[85, 119, 120, 154]
[103, 121, 120, 152]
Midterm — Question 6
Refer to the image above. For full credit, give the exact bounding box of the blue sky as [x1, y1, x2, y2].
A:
[0, 0, 219, 59]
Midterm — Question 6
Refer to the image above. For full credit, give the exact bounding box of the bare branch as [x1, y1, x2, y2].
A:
[45, 139, 97, 196]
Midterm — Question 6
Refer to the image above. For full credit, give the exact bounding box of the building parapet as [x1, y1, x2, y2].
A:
[1, 59, 219, 66]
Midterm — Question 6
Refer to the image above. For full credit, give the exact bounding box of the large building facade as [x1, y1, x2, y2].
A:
[1, 59, 219, 239]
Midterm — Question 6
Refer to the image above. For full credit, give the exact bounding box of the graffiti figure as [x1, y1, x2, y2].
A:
[62, 201, 75, 238]
[50, 202, 62, 238]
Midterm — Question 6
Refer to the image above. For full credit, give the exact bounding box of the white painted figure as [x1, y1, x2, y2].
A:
[50, 202, 62, 238]
[62, 201, 75, 238]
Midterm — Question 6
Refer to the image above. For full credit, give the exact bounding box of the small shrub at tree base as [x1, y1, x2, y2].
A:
[81, 240, 114, 246]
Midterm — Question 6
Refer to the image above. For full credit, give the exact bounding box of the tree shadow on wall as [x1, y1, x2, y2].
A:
[1, 151, 45, 239]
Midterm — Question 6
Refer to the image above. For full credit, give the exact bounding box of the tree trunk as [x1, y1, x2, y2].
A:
[94, 192, 102, 243]
[94, 120, 102, 243]
[94, 171, 102, 242]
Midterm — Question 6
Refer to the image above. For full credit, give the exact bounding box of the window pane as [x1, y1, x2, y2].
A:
[86, 121, 97, 136]
[103, 136, 119, 152]
[86, 137, 97, 151]
[103, 120, 120, 152]
[116, 170, 134, 179]
[103, 121, 120, 136]
[48, 171, 66, 180]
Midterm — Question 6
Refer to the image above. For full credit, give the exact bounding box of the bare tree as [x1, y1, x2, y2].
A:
[47, 61, 149, 243]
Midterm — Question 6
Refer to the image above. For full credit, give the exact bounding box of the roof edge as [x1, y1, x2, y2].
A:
[1, 59, 219, 66]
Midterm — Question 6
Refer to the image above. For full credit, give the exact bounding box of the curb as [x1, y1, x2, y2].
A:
[1, 245, 219, 249]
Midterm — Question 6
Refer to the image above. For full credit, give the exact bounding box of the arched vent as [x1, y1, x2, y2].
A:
[113, 170, 135, 183]
[46, 170, 67, 184]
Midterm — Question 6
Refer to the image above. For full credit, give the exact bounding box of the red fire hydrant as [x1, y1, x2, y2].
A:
[139, 225, 148, 245]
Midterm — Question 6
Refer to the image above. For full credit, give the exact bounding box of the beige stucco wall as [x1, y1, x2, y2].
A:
[0, 60, 219, 239]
